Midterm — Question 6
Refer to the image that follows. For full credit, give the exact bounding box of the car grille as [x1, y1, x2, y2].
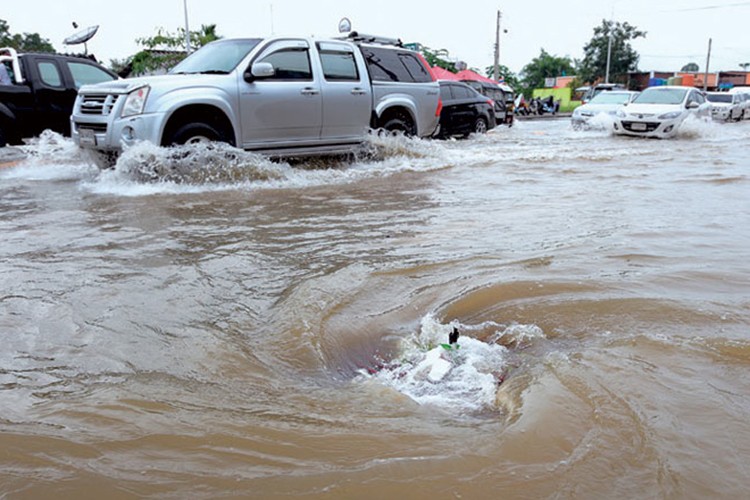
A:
[622, 121, 660, 132]
[79, 94, 119, 116]
[76, 122, 108, 133]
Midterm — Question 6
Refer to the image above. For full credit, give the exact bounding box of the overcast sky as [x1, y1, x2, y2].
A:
[3, 1, 750, 75]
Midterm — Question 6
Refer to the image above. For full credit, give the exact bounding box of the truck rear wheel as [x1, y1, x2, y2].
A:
[168, 122, 226, 146]
[381, 112, 416, 137]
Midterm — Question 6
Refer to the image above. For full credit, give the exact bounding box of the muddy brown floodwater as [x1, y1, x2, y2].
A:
[1, 118, 749, 499]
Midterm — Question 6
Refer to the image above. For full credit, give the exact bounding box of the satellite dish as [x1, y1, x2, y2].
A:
[338, 17, 352, 34]
[64, 25, 99, 46]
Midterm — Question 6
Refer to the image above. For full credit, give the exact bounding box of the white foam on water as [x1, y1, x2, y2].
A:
[585, 113, 617, 133]
[1, 131, 98, 181]
[361, 315, 545, 415]
[677, 114, 743, 141]
[80, 135, 465, 197]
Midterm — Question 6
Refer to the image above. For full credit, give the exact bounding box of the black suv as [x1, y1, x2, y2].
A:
[435, 81, 496, 138]
[0, 48, 118, 146]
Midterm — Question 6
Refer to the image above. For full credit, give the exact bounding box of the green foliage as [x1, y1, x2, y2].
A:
[419, 46, 457, 72]
[0, 19, 55, 53]
[519, 49, 574, 97]
[681, 62, 699, 72]
[484, 64, 520, 90]
[126, 24, 221, 76]
[578, 20, 646, 84]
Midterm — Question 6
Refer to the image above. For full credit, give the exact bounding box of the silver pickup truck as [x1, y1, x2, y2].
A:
[71, 36, 440, 166]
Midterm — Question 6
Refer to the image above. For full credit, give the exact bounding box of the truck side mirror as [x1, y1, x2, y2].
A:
[244, 62, 275, 83]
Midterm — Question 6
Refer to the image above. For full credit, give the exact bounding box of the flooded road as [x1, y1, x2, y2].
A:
[1, 118, 749, 498]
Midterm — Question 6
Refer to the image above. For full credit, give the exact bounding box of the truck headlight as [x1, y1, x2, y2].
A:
[121, 86, 150, 118]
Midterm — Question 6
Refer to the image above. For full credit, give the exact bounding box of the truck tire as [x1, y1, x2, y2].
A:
[382, 112, 416, 137]
[168, 122, 226, 146]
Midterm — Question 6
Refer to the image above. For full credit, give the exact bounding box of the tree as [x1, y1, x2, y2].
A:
[681, 62, 699, 72]
[484, 64, 520, 90]
[0, 19, 55, 53]
[578, 20, 645, 84]
[419, 46, 457, 73]
[740, 62, 750, 71]
[121, 24, 221, 76]
[518, 48, 574, 96]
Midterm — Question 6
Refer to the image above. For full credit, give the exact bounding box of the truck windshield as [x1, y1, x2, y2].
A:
[171, 39, 262, 75]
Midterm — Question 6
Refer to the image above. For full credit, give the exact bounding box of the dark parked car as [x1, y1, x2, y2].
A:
[463, 80, 515, 126]
[0, 47, 117, 147]
[435, 81, 496, 139]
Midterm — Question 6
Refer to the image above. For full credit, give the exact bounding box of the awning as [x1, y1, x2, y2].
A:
[455, 69, 500, 84]
[431, 66, 460, 81]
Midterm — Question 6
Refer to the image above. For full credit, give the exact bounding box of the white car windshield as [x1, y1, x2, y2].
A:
[633, 88, 687, 105]
[706, 93, 732, 103]
[171, 39, 262, 75]
[589, 92, 633, 105]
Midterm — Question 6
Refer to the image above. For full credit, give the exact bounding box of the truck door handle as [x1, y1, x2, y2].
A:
[300, 87, 319, 96]
[351, 88, 367, 95]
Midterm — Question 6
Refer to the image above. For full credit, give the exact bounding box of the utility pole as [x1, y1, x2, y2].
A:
[493, 10, 501, 82]
[703, 38, 712, 92]
[183, 0, 191, 53]
[605, 19, 613, 84]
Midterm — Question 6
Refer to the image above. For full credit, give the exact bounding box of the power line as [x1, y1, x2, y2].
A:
[661, 1, 750, 12]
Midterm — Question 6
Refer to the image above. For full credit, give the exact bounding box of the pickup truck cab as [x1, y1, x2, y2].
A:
[71, 36, 440, 166]
[0, 47, 118, 147]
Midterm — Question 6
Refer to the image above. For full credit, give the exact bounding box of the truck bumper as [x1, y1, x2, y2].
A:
[72, 112, 166, 153]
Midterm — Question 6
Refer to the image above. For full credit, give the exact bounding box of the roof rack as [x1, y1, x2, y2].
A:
[0, 47, 24, 84]
[343, 32, 403, 47]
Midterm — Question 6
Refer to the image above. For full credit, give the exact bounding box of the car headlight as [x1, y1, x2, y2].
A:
[121, 86, 150, 118]
[658, 111, 682, 120]
[616, 110, 627, 118]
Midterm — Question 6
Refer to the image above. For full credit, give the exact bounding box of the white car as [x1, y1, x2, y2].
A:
[728, 87, 750, 119]
[706, 92, 744, 121]
[613, 86, 710, 139]
[571, 90, 638, 129]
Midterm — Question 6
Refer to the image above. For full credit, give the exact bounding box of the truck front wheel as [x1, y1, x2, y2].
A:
[168, 122, 226, 146]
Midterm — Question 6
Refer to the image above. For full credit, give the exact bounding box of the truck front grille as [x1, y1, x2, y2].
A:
[76, 123, 108, 133]
[79, 94, 119, 116]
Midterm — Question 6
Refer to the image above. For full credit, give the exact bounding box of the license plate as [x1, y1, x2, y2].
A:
[631, 122, 647, 131]
[79, 128, 97, 147]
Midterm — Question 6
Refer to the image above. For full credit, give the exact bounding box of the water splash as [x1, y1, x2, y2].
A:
[81, 135, 464, 196]
[113, 141, 288, 184]
[585, 112, 617, 133]
[0, 131, 97, 181]
[361, 315, 545, 415]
